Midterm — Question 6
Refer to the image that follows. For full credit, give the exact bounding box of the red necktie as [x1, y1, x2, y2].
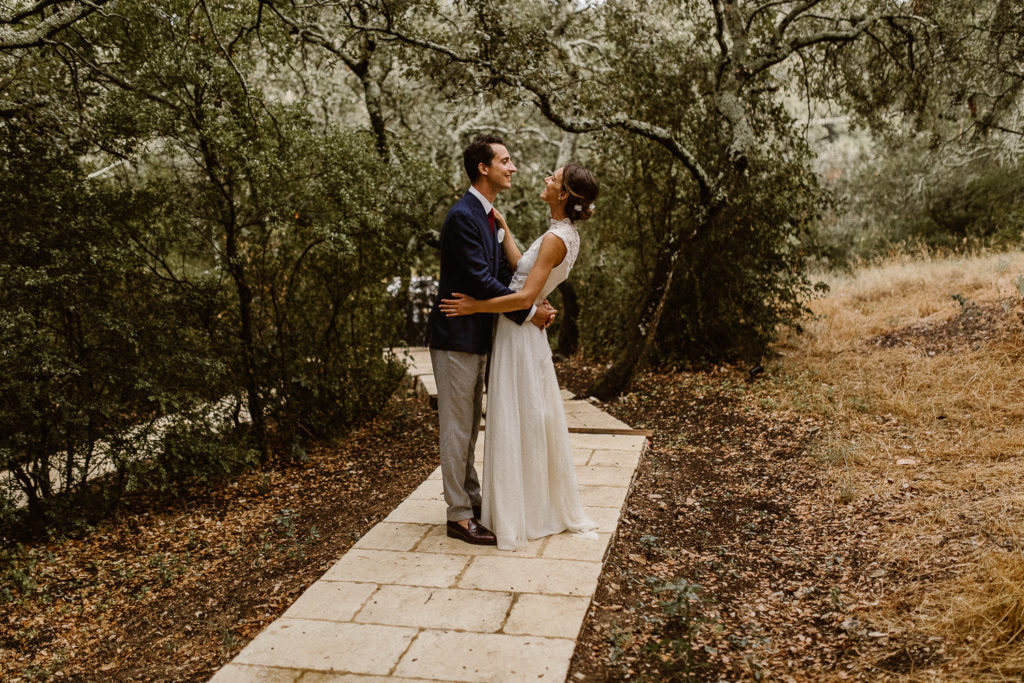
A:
[487, 208, 495, 234]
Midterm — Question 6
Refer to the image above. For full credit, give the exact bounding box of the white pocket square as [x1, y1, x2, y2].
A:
[496, 228, 505, 243]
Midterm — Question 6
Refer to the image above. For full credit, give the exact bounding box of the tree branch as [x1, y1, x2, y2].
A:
[285, 13, 718, 206]
[711, 0, 731, 64]
[748, 14, 925, 76]
[260, 0, 364, 73]
[2, 0, 64, 25]
[0, 0, 111, 50]
[775, 0, 826, 41]
[744, 0, 797, 33]
[44, 38, 182, 111]
[199, 0, 261, 124]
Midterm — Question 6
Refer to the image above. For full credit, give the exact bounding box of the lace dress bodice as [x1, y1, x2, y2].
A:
[508, 217, 580, 303]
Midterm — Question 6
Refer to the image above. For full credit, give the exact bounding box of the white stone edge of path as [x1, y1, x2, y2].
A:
[209, 347, 650, 683]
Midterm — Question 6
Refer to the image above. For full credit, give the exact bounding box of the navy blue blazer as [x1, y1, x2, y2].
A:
[426, 192, 531, 354]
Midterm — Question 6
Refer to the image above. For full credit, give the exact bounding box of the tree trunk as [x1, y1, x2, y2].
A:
[360, 68, 389, 158]
[587, 206, 720, 400]
[12, 460, 43, 527]
[556, 280, 579, 356]
[225, 225, 270, 463]
[587, 238, 681, 400]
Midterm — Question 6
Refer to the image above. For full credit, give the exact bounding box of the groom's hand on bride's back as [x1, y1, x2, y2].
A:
[531, 300, 557, 330]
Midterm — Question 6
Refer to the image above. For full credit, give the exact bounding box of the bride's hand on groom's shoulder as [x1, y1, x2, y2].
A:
[440, 292, 478, 317]
[492, 208, 508, 230]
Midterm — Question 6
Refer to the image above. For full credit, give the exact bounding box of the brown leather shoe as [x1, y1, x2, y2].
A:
[446, 518, 497, 546]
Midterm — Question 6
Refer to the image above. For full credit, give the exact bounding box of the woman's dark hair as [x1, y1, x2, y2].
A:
[561, 163, 599, 222]
[463, 134, 504, 182]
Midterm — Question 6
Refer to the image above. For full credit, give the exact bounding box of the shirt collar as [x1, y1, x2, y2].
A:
[467, 185, 493, 216]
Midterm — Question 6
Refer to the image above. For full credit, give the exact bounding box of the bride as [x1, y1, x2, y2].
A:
[440, 163, 600, 551]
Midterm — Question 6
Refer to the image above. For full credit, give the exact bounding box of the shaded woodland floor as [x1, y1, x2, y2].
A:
[567, 249, 1024, 682]
[3, 250, 1024, 681]
[0, 394, 440, 681]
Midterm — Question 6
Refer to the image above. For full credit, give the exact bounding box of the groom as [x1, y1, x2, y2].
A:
[426, 135, 556, 545]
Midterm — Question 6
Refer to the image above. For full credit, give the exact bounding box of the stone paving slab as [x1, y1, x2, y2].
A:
[353, 523, 432, 552]
[211, 347, 649, 682]
[579, 484, 630, 509]
[281, 582, 378, 622]
[588, 448, 644, 468]
[458, 556, 602, 596]
[503, 594, 593, 638]
[231, 620, 418, 675]
[322, 549, 469, 587]
[540, 531, 612, 562]
[212, 664, 433, 682]
[355, 586, 512, 631]
[384, 497, 447, 524]
[394, 630, 576, 682]
[576, 465, 636, 487]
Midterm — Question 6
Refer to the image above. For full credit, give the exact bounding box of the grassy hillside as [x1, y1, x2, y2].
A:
[771, 250, 1024, 680]
[566, 249, 1024, 682]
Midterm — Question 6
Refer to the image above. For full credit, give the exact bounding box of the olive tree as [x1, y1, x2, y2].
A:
[270, 0, 931, 396]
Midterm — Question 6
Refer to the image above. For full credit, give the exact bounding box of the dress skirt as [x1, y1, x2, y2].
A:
[481, 315, 597, 551]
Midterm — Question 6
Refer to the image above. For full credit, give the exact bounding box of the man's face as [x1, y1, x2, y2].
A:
[480, 144, 517, 193]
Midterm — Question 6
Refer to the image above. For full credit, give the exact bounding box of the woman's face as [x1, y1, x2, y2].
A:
[540, 167, 566, 206]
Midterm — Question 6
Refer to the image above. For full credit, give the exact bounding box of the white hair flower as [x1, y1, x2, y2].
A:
[574, 203, 583, 211]
[589, 203, 595, 211]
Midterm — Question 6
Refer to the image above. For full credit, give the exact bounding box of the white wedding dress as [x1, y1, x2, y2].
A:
[481, 217, 597, 551]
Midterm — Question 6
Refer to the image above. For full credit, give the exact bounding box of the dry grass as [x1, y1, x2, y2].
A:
[765, 249, 1024, 680]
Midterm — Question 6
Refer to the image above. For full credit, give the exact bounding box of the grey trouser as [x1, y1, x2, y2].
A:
[430, 348, 486, 522]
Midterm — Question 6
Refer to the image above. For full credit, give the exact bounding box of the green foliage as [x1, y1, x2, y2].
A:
[577, 117, 825, 364]
[388, 0, 838, 372]
[0, 0, 443, 535]
[0, 110, 226, 529]
[651, 579, 711, 681]
[140, 418, 256, 492]
[817, 140, 1024, 263]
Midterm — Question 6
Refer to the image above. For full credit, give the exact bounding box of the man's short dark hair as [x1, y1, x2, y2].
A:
[463, 134, 504, 183]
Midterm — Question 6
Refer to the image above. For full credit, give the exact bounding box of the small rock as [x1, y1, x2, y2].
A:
[868, 569, 886, 578]
[896, 458, 918, 466]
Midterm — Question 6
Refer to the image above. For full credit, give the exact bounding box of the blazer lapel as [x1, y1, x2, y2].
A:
[466, 193, 497, 272]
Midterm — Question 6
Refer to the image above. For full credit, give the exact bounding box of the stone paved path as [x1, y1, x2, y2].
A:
[210, 347, 649, 682]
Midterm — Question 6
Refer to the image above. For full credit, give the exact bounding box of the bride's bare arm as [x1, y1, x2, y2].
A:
[493, 208, 523, 268]
[440, 234, 567, 316]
